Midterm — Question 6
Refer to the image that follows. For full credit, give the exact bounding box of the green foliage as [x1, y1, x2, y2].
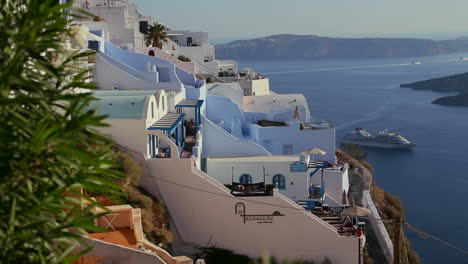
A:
[199, 247, 254, 264]
[0, 0, 123, 263]
[342, 143, 368, 161]
[92, 149, 173, 249]
[198, 247, 331, 264]
[178, 55, 191, 62]
[145, 22, 169, 48]
[363, 245, 375, 264]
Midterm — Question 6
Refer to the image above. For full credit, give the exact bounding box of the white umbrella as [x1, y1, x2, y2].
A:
[301, 147, 326, 161]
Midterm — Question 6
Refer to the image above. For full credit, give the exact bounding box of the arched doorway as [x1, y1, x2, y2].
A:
[148, 50, 155, 56]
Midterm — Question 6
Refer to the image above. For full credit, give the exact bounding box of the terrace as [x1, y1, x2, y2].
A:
[89, 205, 193, 264]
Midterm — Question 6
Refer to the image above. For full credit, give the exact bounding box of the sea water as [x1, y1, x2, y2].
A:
[238, 53, 468, 264]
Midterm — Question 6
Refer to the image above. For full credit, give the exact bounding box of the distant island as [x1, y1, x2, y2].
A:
[400, 72, 468, 107]
[215, 34, 468, 60]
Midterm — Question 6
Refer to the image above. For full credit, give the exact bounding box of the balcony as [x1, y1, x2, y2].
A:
[230, 182, 274, 197]
[300, 121, 333, 130]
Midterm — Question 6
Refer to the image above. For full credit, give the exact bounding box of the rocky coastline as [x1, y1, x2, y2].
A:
[401, 72, 468, 107]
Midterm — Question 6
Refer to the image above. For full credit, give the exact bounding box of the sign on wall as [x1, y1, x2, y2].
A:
[235, 202, 284, 224]
[290, 161, 308, 172]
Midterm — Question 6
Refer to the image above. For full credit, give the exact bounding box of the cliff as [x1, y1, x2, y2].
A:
[400, 72, 468, 107]
[336, 149, 422, 264]
[215, 34, 468, 60]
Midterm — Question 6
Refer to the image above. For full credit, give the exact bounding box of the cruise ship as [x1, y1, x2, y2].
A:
[341, 128, 416, 149]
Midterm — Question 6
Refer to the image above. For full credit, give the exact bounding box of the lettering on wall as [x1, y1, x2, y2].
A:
[235, 202, 284, 224]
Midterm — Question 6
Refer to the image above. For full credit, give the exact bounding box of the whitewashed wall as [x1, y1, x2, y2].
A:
[239, 79, 270, 96]
[249, 121, 336, 162]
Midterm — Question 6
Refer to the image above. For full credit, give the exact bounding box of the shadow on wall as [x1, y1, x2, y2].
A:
[201, 115, 270, 157]
[206, 96, 249, 135]
[104, 41, 202, 88]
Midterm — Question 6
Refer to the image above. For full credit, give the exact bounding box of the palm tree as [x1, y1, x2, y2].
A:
[145, 22, 169, 49]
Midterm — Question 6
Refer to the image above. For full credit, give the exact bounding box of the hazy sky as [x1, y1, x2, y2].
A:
[132, 0, 468, 43]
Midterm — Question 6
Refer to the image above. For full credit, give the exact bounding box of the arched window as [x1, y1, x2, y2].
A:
[272, 174, 286, 190]
[148, 50, 155, 56]
[239, 174, 252, 184]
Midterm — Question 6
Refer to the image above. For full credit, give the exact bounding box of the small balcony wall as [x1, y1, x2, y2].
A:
[230, 182, 274, 197]
[300, 121, 333, 130]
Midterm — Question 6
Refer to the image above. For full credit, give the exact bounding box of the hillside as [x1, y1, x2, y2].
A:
[400, 72, 468, 107]
[215, 34, 468, 60]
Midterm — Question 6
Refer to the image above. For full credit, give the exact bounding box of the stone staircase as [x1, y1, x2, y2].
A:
[314, 213, 357, 237]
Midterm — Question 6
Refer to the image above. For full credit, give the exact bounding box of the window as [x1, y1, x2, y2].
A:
[139, 21, 148, 34]
[239, 174, 252, 184]
[162, 97, 165, 111]
[283, 144, 293, 155]
[151, 102, 154, 118]
[187, 37, 193, 46]
[87, 40, 100, 51]
[174, 39, 179, 45]
[272, 175, 286, 190]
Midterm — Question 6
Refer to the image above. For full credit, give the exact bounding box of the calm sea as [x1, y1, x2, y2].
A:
[238, 53, 468, 264]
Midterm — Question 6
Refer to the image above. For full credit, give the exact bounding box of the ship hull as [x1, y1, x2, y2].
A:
[340, 140, 415, 149]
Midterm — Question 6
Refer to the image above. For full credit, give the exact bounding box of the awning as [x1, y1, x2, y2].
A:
[176, 99, 204, 108]
[148, 113, 185, 131]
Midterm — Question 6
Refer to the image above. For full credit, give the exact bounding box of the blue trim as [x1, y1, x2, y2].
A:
[309, 168, 320, 177]
[296, 200, 319, 210]
[175, 100, 204, 108]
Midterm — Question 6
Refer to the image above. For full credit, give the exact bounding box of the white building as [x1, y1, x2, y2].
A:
[238, 68, 271, 96]
[205, 155, 350, 208]
[204, 89, 336, 162]
[73, 0, 152, 50]
[167, 30, 238, 76]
